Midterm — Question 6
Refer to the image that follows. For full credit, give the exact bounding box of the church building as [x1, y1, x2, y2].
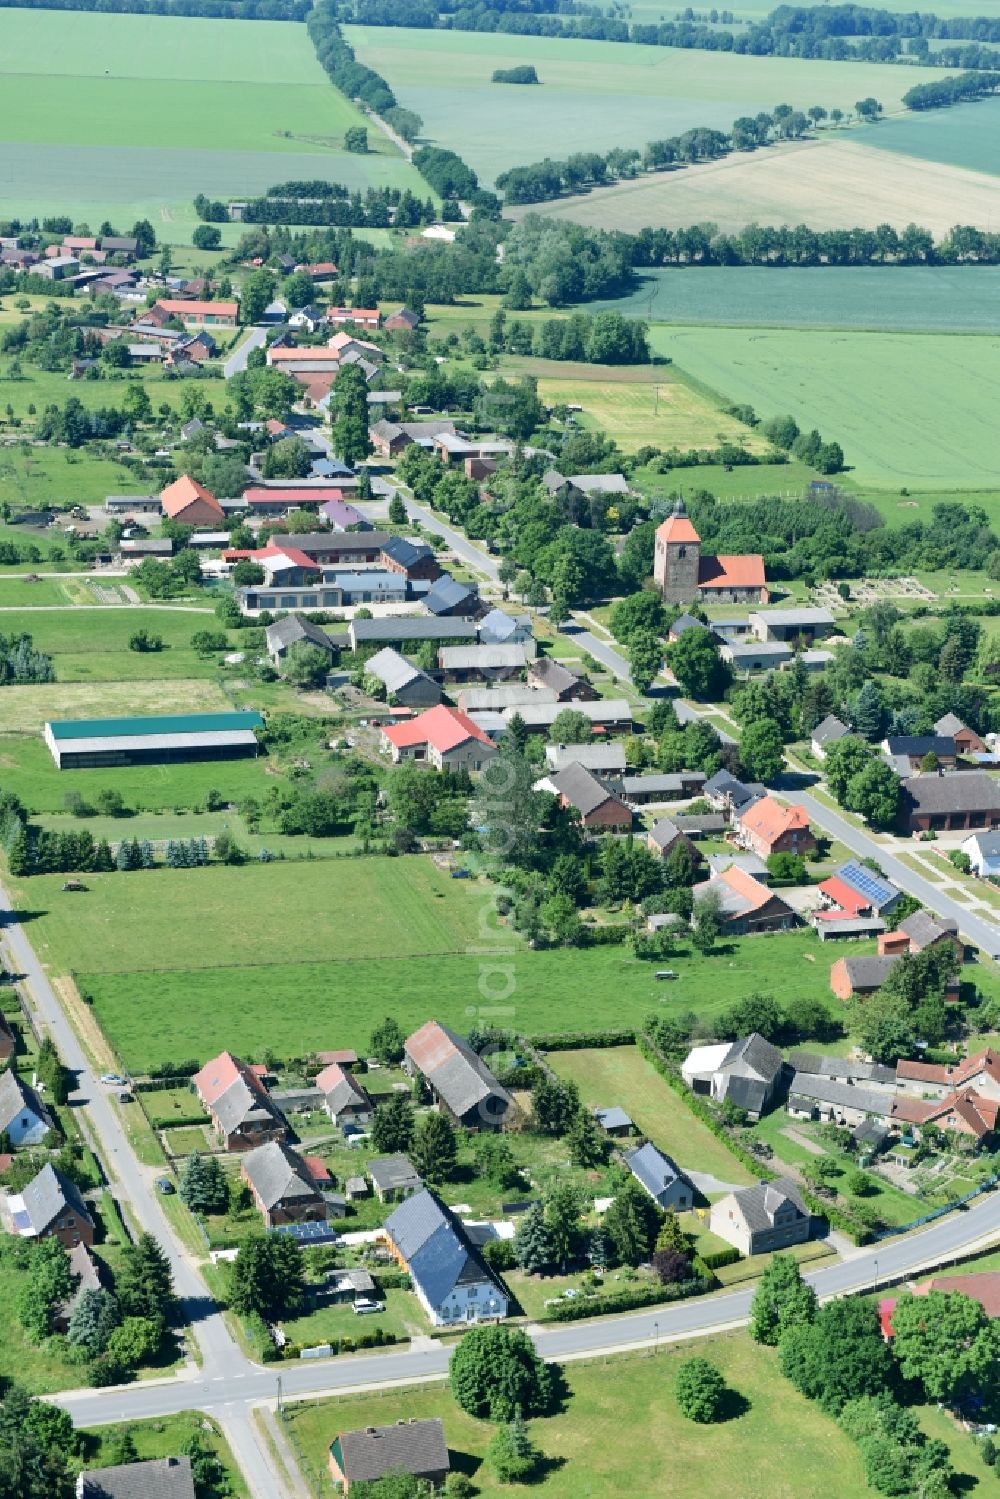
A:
[653, 499, 768, 606]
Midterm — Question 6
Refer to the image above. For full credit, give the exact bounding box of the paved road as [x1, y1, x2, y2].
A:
[561, 619, 631, 680]
[794, 788, 1000, 954]
[398, 490, 501, 586]
[0, 884, 284, 1499]
[224, 326, 268, 379]
[54, 1184, 1000, 1429]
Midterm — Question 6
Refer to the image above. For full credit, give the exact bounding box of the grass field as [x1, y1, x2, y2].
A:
[71, 927, 847, 1074]
[593, 266, 1000, 334]
[1, 10, 423, 243]
[0, 678, 231, 733]
[633, 458, 819, 504]
[0, 447, 141, 511]
[860, 95, 1000, 179]
[517, 135, 1000, 237]
[549, 1046, 754, 1184]
[500, 358, 770, 455]
[15, 607, 233, 682]
[654, 325, 1000, 489]
[0, 576, 71, 607]
[285, 1334, 872, 1498]
[0, 364, 212, 422]
[345, 27, 911, 183]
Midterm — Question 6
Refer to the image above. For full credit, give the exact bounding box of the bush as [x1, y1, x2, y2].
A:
[449, 1326, 553, 1421]
[675, 1356, 727, 1423]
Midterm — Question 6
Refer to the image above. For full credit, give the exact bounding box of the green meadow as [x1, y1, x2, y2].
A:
[1, 10, 423, 243]
[13, 607, 232, 681]
[655, 325, 1000, 490]
[0, 447, 143, 512]
[344, 25, 911, 183]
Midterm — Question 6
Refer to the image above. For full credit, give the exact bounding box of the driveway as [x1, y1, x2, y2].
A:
[224, 326, 268, 378]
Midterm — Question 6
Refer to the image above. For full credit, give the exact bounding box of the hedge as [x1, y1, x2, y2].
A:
[527, 1029, 637, 1052]
[699, 1245, 741, 1271]
[542, 1276, 710, 1322]
[134, 1076, 197, 1094]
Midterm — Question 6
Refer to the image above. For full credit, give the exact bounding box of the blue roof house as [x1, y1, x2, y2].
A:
[382, 1189, 509, 1326]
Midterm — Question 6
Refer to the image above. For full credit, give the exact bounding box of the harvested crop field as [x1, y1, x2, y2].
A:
[656, 325, 1000, 489]
[512, 136, 1000, 237]
[345, 25, 910, 183]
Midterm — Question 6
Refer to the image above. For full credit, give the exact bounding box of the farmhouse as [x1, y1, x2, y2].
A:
[692, 865, 797, 936]
[737, 797, 816, 860]
[623, 1142, 692, 1211]
[829, 953, 901, 1000]
[816, 861, 901, 924]
[654, 498, 767, 605]
[881, 909, 961, 958]
[647, 817, 699, 861]
[160, 475, 225, 528]
[265, 616, 344, 666]
[193, 1050, 286, 1152]
[364, 647, 441, 709]
[328, 1419, 448, 1494]
[709, 1178, 810, 1257]
[369, 420, 459, 458]
[44, 710, 263, 769]
[327, 306, 381, 329]
[935, 712, 986, 755]
[892, 1088, 999, 1142]
[0, 1070, 52, 1146]
[545, 742, 627, 776]
[437, 643, 535, 683]
[624, 770, 706, 804]
[258, 530, 389, 567]
[4, 1163, 94, 1248]
[53, 1242, 103, 1334]
[505, 698, 632, 736]
[962, 830, 1000, 879]
[896, 1047, 1000, 1101]
[898, 772, 1000, 833]
[349, 617, 474, 651]
[749, 607, 835, 643]
[242, 1141, 327, 1228]
[548, 762, 632, 830]
[385, 306, 421, 332]
[381, 705, 497, 772]
[152, 299, 237, 326]
[704, 770, 766, 819]
[787, 1074, 897, 1128]
[479, 607, 533, 644]
[883, 735, 957, 774]
[381, 1188, 509, 1326]
[681, 1033, 784, 1119]
[424, 576, 481, 618]
[380, 535, 440, 581]
[404, 1021, 513, 1130]
[721, 641, 793, 674]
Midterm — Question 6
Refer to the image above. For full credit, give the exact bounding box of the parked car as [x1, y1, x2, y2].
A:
[100, 1073, 127, 1086]
[352, 1298, 384, 1315]
[155, 1177, 175, 1195]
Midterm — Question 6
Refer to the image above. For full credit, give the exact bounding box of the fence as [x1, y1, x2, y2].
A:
[872, 1172, 1000, 1242]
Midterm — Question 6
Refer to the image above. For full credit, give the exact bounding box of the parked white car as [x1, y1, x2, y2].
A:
[352, 1298, 385, 1315]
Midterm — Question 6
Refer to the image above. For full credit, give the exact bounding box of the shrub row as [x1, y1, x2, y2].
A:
[526, 1029, 637, 1052]
[698, 1245, 742, 1271]
[542, 1276, 710, 1321]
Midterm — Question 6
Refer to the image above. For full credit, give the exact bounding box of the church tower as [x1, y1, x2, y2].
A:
[653, 498, 701, 604]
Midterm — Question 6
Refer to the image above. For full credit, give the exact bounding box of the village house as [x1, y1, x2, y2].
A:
[624, 770, 706, 805]
[829, 953, 901, 1001]
[710, 1178, 810, 1256]
[545, 742, 627, 777]
[349, 617, 475, 652]
[241, 1141, 327, 1228]
[151, 299, 237, 326]
[381, 705, 498, 772]
[505, 698, 632, 737]
[363, 647, 441, 709]
[654, 498, 767, 605]
[315, 1061, 374, 1127]
[737, 797, 816, 860]
[53, 1242, 103, 1333]
[526, 657, 599, 701]
[381, 1188, 509, 1326]
[327, 306, 381, 329]
[681, 1033, 785, 1119]
[892, 1088, 1000, 1143]
[380, 536, 441, 582]
[810, 714, 849, 760]
[193, 1050, 286, 1151]
[385, 305, 421, 332]
[328, 1419, 448, 1495]
[547, 762, 632, 831]
[404, 1021, 513, 1131]
[424, 576, 481, 619]
[265, 616, 344, 666]
[883, 734, 957, 774]
[721, 640, 794, 674]
[646, 816, 700, 862]
[935, 712, 986, 756]
[896, 1047, 1000, 1102]
[368, 1154, 423, 1204]
[369, 419, 458, 458]
[704, 770, 767, 821]
[878, 909, 961, 959]
[692, 864, 797, 936]
[5, 1163, 95, 1248]
[478, 608, 533, 645]
[623, 1142, 692, 1211]
[0, 1070, 51, 1146]
[77, 1458, 196, 1499]
[437, 642, 534, 684]
[749, 607, 835, 643]
[962, 829, 1000, 879]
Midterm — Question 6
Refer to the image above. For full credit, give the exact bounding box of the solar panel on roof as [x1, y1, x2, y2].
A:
[270, 1221, 340, 1243]
[838, 861, 893, 904]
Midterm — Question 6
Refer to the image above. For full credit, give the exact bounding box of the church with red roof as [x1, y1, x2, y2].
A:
[653, 498, 768, 605]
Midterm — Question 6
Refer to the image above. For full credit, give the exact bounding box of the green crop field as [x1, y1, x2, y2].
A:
[550, 1047, 754, 1184]
[858, 95, 1000, 178]
[1, 10, 424, 244]
[344, 25, 911, 183]
[593, 266, 1000, 334]
[285, 1335, 874, 1499]
[66, 926, 847, 1073]
[654, 325, 1000, 489]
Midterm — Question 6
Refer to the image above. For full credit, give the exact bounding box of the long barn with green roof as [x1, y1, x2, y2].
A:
[44, 711, 264, 769]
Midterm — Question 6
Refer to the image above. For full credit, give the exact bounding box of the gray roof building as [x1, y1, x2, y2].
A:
[669, 612, 707, 638]
[424, 576, 479, 616]
[675, 813, 727, 836]
[647, 817, 690, 854]
[364, 646, 441, 707]
[330, 1420, 449, 1489]
[898, 909, 959, 948]
[78, 1458, 196, 1499]
[439, 643, 535, 673]
[788, 1051, 896, 1086]
[550, 762, 630, 824]
[622, 771, 706, 798]
[381, 535, 435, 572]
[478, 608, 532, 644]
[460, 685, 556, 713]
[242, 1141, 322, 1214]
[546, 742, 627, 774]
[526, 657, 591, 697]
[382, 1188, 508, 1323]
[368, 1154, 423, 1197]
[0, 1069, 51, 1136]
[787, 1074, 895, 1119]
[19, 1163, 92, 1238]
[706, 852, 769, 881]
[404, 1021, 513, 1128]
[901, 771, 1000, 821]
[839, 954, 900, 992]
[349, 617, 474, 649]
[593, 1106, 633, 1132]
[723, 1178, 808, 1235]
[623, 1142, 692, 1210]
[265, 615, 341, 660]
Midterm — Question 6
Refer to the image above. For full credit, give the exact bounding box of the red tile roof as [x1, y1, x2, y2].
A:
[698, 554, 766, 590]
[244, 486, 346, 506]
[268, 345, 339, 361]
[656, 512, 700, 544]
[717, 863, 774, 913]
[194, 1051, 264, 1107]
[160, 474, 223, 520]
[316, 1049, 358, 1066]
[914, 1273, 1000, 1317]
[383, 704, 493, 754]
[879, 1297, 897, 1339]
[740, 796, 811, 844]
[302, 1154, 331, 1183]
[155, 299, 238, 319]
[818, 875, 870, 914]
[257, 543, 321, 571]
[314, 1061, 349, 1094]
[897, 1048, 1000, 1090]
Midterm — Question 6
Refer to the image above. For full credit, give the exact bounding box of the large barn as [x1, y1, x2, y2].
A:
[44, 711, 264, 769]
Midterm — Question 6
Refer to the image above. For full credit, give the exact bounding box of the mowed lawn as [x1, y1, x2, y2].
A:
[20, 858, 494, 974]
[550, 1047, 754, 1184]
[285, 1335, 871, 1499]
[16, 608, 232, 682]
[344, 25, 910, 183]
[500, 359, 771, 455]
[654, 325, 1000, 489]
[74, 930, 847, 1073]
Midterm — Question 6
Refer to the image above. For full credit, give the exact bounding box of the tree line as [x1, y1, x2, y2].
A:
[196, 184, 438, 228]
[902, 69, 1000, 109]
[0, 0, 307, 14]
